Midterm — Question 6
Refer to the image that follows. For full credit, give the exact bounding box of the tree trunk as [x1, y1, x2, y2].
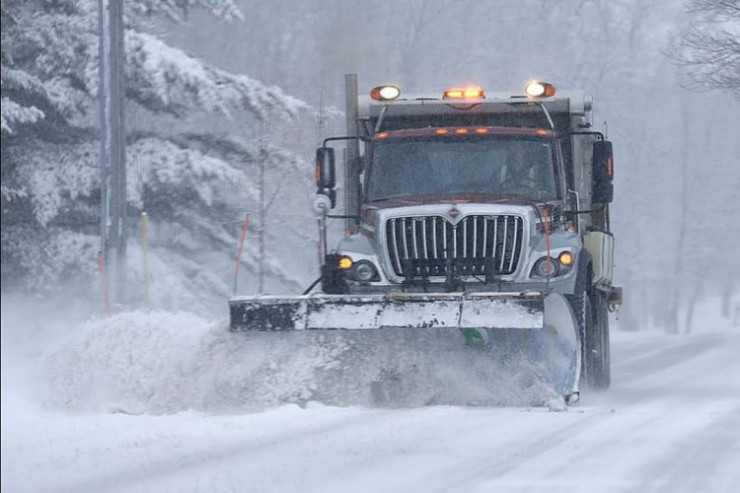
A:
[667, 96, 692, 334]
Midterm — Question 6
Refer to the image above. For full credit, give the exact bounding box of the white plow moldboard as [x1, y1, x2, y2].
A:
[229, 292, 544, 331]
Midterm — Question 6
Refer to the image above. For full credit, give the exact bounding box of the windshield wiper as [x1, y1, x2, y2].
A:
[368, 195, 413, 203]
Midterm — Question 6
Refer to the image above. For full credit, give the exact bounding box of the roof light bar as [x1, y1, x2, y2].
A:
[370, 85, 401, 101]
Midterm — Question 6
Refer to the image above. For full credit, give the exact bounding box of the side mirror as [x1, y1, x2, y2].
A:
[592, 140, 614, 204]
[316, 146, 337, 208]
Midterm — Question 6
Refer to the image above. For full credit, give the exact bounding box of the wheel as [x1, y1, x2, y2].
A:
[567, 264, 611, 390]
[567, 287, 590, 385]
[588, 292, 611, 390]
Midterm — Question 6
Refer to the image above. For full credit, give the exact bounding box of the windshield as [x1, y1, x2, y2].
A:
[366, 136, 558, 201]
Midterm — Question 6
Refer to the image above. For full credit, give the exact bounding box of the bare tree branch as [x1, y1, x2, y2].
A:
[669, 0, 740, 91]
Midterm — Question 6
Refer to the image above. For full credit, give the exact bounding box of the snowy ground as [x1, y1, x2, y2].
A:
[3, 296, 740, 493]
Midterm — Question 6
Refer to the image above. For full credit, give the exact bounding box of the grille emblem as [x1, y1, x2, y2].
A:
[448, 205, 461, 219]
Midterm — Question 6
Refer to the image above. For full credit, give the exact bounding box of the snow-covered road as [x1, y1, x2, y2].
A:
[3, 309, 740, 493]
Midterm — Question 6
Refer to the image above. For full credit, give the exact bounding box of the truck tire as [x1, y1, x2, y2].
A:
[589, 292, 611, 389]
[567, 261, 610, 390]
[567, 286, 590, 385]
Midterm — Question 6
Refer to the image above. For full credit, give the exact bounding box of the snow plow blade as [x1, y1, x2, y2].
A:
[230, 292, 544, 331]
[229, 291, 580, 399]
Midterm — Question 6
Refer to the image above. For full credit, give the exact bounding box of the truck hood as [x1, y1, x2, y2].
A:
[365, 192, 548, 210]
[360, 193, 560, 237]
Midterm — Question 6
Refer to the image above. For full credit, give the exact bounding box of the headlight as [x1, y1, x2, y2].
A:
[533, 257, 560, 278]
[531, 251, 575, 279]
[340, 258, 380, 282]
[353, 260, 379, 282]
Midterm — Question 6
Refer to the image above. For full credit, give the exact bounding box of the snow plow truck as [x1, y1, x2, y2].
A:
[229, 75, 622, 403]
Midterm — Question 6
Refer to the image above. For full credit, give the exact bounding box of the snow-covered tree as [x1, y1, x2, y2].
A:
[1, 0, 312, 313]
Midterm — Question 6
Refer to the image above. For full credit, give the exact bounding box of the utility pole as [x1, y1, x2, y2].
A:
[258, 129, 265, 294]
[98, 0, 127, 308]
[344, 74, 359, 235]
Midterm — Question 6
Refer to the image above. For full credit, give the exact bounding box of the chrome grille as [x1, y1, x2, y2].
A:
[385, 215, 524, 278]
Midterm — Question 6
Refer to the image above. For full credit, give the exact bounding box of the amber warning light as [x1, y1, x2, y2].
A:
[370, 85, 401, 101]
[525, 80, 556, 98]
[443, 86, 485, 99]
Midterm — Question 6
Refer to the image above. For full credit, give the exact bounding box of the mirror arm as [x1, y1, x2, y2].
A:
[327, 214, 360, 226]
[566, 204, 607, 216]
[374, 105, 389, 133]
[322, 135, 370, 147]
[559, 130, 604, 141]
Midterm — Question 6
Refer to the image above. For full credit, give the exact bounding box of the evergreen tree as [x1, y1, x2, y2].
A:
[1, 0, 311, 313]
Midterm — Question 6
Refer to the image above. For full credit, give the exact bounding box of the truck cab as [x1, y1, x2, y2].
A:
[314, 78, 620, 389]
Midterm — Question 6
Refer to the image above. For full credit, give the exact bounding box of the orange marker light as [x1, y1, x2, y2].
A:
[338, 256, 353, 270]
[463, 87, 485, 98]
[455, 128, 469, 134]
[435, 129, 449, 135]
[376, 132, 389, 139]
[475, 128, 489, 134]
[559, 251, 574, 266]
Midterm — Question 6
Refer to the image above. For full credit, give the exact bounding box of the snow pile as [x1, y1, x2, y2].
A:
[44, 311, 210, 414]
[44, 311, 559, 414]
